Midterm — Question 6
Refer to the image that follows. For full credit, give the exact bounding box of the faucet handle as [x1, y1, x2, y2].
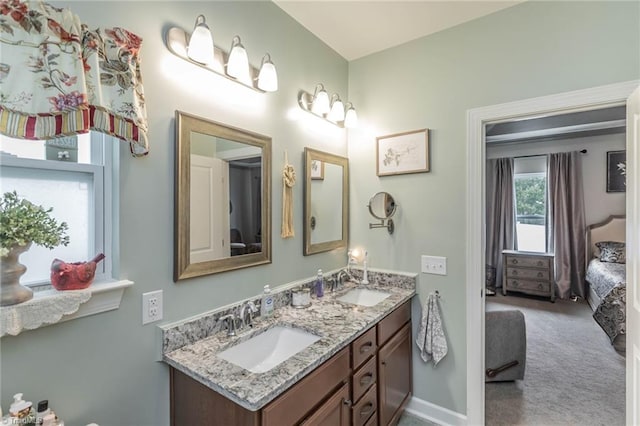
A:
[327, 277, 337, 292]
[219, 314, 237, 337]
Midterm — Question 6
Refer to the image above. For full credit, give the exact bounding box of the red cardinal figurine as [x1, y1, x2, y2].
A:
[50, 253, 105, 290]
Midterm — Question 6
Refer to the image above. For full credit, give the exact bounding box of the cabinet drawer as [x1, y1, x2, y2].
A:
[262, 347, 350, 426]
[352, 326, 377, 369]
[506, 279, 550, 293]
[506, 267, 549, 280]
[505, 255, 550, 269]
[351, 384, 377, 426]
[377, 300, 411, 346]
[352, 355, 376, 403]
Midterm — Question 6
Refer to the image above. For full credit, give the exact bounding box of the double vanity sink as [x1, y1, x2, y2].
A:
[217, 288, 392, 374]
[162, 274, 415, 425]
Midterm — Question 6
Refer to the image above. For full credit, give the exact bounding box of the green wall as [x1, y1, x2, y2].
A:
[347, 0, 639, 414]
[0, 2, 348, 425]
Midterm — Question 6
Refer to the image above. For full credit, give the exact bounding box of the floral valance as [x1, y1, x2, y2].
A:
[0, 0, 148, 156]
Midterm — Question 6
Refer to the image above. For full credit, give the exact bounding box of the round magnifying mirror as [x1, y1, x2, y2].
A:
[368, 192, 396, 220]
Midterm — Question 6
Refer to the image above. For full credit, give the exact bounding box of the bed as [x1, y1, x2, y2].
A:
[585, 215, 626, 353]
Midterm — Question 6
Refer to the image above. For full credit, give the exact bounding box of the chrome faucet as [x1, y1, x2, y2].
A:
[239, 301, 258, 328]
[337, 268, 354, 288]
[219, 313, 238, 337]
[326, 277, 338, 293]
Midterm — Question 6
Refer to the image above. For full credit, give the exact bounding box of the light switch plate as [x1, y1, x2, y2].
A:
[421, 255, 447, 275]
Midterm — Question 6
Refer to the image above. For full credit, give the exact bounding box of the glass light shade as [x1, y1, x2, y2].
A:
[187, 15, 214, 65]
[257, 54, 278, 92]
[328, 97, 345, 122]
[311, 86, 330, 115]
[227, 36, 251, 84]
[344, 106, 358, 128]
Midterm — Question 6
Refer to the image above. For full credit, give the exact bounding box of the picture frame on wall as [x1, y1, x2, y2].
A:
[310, 159, 324, 180]
[606, 150, 626, 193]
[376, 129, 430, 176]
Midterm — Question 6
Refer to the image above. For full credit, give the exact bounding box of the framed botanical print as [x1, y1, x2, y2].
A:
[376, 129, 429, 176]
[606, 150, 626, 192]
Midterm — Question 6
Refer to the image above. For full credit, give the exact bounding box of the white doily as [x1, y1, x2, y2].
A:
[1, 289, 92, 336]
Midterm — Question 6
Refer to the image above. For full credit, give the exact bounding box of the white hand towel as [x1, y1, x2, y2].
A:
[415, 292, 448, 365]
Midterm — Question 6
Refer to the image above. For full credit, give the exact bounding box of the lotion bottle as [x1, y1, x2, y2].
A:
[315, 269, 324, 298]
[260, 285, 274, 317]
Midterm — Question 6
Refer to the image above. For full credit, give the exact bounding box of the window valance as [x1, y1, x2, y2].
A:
[0, 0, 149, 156]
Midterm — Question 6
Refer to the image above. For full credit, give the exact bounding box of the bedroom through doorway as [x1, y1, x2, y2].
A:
[482, 105, 627, 424]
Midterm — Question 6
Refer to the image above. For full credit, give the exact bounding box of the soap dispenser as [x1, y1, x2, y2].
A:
[9, 393, 33, 421]
[315, 269, 324, 298]
[260, 285, 274, 317]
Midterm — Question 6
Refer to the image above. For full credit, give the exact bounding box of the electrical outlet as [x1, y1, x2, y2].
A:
[142, 290, 163, 325]
[421, 255, 447, 276]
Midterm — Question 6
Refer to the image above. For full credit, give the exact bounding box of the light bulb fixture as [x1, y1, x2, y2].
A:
[257, 53, 278, 92]
[344, 102, 358, 128]
[226, 36, 250, 84]
[327, 94, 345, 122]
[187, 15, 214, 65]
[164, 17, 278, 93]
[297, 84, 357, 128]
[311, 84, 330, 115]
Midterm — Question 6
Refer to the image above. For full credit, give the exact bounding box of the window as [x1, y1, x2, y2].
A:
[0, 132, 117, 287]
[514, 156, 547, 252]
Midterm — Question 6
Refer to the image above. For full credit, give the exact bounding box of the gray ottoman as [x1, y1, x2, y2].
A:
[485, 310, 526, 382]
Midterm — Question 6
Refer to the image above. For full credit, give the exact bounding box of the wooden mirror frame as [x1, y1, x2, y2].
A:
[303, 147, 349, 255]
[174, 111, 272, 281]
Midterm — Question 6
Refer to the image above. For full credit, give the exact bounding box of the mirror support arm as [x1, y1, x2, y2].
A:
[369, 218, 394, 235]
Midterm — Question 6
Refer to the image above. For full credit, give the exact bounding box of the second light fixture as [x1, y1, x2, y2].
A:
[298, 84, 358, 128]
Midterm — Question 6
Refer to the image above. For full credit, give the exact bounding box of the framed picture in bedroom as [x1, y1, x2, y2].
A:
[310, 159, 324, 180]
[376, 129, 430, 176]
[606, 150, 626, 193]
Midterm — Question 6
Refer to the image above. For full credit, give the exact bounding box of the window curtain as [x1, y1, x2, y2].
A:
[486, 157, 517, 288]
[547, 151, 586, 299]
[0, 0, 148, 156]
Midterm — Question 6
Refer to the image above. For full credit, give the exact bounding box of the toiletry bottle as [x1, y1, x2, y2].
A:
[260, 285, 274, 317]
[9, 393, 34, 423]
[315, 269, 324, 298]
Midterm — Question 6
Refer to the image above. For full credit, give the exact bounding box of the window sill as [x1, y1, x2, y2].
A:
[0, 279, 133, 337]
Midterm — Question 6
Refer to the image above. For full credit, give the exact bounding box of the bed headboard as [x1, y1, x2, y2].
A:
[586, 215, 626, 264]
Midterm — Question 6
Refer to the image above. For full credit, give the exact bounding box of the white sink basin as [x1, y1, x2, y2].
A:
[337, 288, 390, 307]
[217, 326, 321, 373]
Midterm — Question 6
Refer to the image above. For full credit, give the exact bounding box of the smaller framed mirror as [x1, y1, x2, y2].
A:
[304, 148, 349, 255]
[368, 192, 396, 234]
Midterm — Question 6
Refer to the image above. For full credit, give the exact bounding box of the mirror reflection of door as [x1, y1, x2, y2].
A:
[310, 162, 343, 244]
[189, 131, 262, 260]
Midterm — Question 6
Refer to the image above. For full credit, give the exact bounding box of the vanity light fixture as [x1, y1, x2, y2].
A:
[298, 84, 357, 128]
[187, 15, 214, 65]
[327, 94, 345, 122]
[165, 17, 278, 93]
[344, 103, 358, 128]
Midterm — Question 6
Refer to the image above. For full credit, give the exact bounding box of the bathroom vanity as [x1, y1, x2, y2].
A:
[162, 273, 415, 426]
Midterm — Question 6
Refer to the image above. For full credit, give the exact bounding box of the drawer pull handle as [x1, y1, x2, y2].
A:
[511, 259, 518, 264]
[538, 284, 543, 289]
[359, 373, 374, 387]
[512, 270, 518, 275]
[343, 399, 352, 407]
[381, 361, 387, 366]
[537, 272, 543, 278]
[360, 342, 373, 354]
[360, 403, 374, 418]
[512, 281, 518, 287]
[537, 261, 543, 266]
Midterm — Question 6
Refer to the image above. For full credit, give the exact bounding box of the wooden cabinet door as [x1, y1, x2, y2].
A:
[301, 382, 351, 426]
[378, 323, 412, 426]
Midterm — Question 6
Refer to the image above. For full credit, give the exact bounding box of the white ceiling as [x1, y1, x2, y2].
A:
[273, 1, 523, 61]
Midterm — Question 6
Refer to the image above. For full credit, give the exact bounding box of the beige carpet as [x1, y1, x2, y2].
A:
[485, 293, 625, 425]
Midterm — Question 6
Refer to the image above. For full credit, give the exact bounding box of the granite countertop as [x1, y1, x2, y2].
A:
[162, 279, 415, 411]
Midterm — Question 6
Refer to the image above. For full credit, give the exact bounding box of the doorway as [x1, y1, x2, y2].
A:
[465, 80, 639, 425]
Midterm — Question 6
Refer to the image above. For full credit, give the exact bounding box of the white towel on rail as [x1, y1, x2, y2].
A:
[415, 292, 448, 365]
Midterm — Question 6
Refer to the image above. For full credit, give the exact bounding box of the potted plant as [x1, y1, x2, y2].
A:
[0, 191, 69, 306]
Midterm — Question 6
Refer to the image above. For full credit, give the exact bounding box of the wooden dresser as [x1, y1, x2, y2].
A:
[502, 250, 555, 302]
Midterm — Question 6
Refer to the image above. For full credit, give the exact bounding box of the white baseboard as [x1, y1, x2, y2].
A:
[405, 396, 467, 426]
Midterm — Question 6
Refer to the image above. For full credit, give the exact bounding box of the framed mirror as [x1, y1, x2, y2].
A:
[304, 148, 349, 255]
[174, 111, 271, 281]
